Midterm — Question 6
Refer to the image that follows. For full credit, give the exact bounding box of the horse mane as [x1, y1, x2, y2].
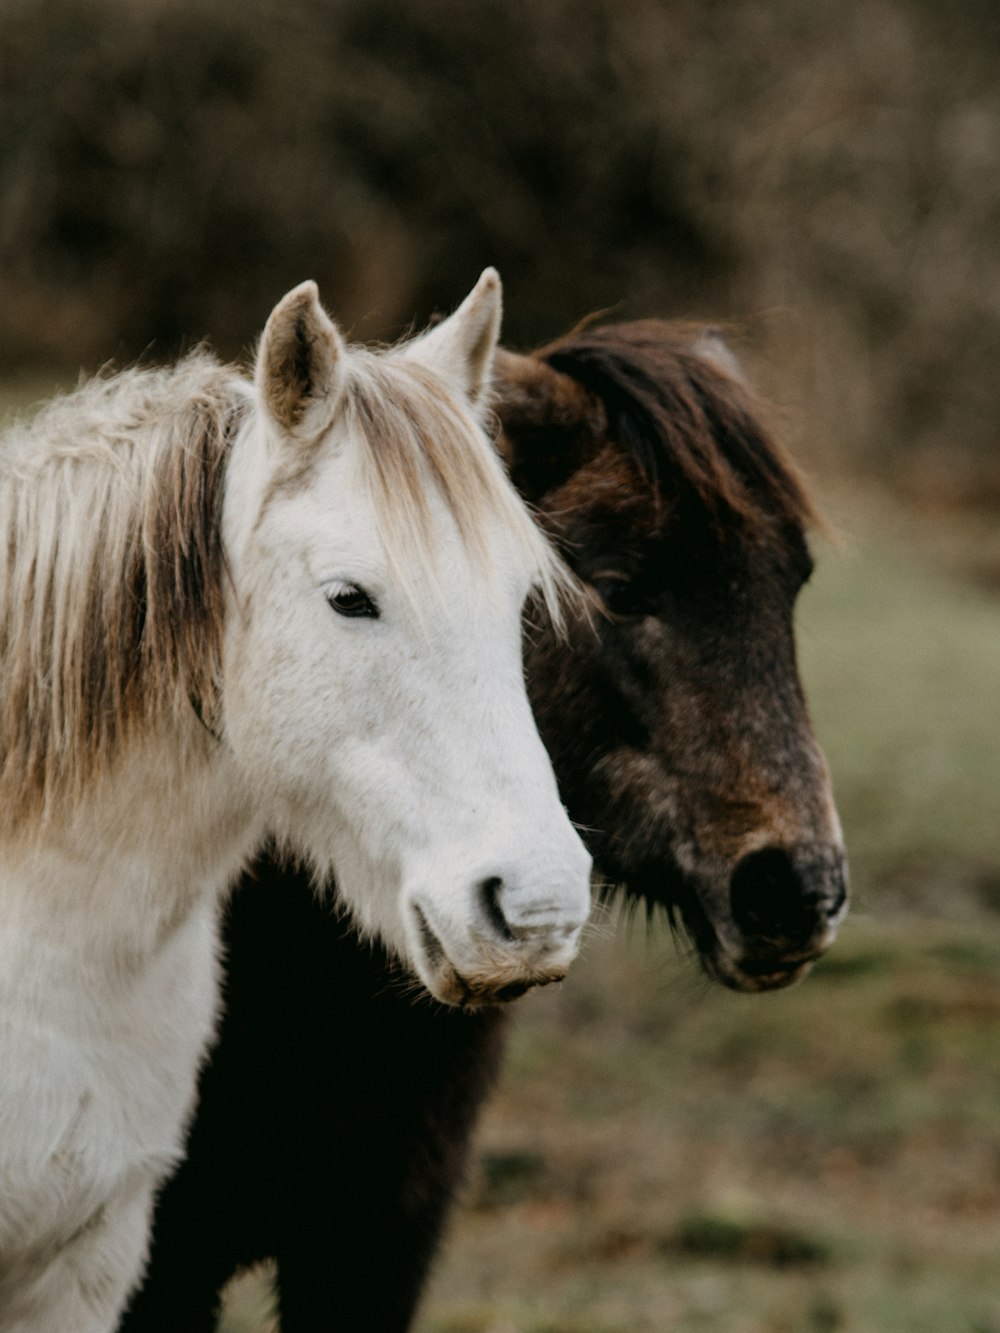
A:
[540, 319, 821, 539]
[0, 345, 571, 834]
[0, 353, 243, 831]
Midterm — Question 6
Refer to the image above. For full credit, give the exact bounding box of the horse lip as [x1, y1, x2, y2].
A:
[410, 900, 566, 1008]
[705, 942, 828, 993]
[726, 913, 842, 986]
[727, 959, 814, 992]
[739, 952, 820, 976]
[410, 901, 472, 1003]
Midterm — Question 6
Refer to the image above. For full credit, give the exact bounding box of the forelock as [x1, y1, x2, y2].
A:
[542, 321, 822, 549]
[339, 354, 578, 626]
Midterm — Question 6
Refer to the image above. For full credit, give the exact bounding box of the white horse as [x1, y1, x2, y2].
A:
[0, 271, 592, 1331]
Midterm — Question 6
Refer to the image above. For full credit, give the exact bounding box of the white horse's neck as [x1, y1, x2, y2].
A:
[0, 723, 260, 982]
[0, 713, 255, 1333]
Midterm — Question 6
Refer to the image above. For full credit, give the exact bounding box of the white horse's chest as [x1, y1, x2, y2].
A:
[0, 894, 219, 1262]
[0, 752, 258, 1304]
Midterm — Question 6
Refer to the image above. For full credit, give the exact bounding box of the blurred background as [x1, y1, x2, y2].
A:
[2, 1, 999, 1328]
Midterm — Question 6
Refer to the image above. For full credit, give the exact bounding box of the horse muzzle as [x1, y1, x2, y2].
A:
[407, 868, 590, 1007]
[684, 844, 849, 994]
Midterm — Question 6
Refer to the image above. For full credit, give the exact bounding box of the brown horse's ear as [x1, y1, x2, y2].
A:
[491, 348, 598, 502]
[691, 327, 745, 382]
[256, 281, 346, 439]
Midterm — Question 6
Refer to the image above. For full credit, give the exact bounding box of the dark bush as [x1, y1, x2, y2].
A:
[3, 0, 1000, 495]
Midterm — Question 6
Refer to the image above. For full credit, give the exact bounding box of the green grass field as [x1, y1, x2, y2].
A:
[216, 501, 1000, 1332]
[415, 914, 1000, 1333]
[798, 508, 1000, 907]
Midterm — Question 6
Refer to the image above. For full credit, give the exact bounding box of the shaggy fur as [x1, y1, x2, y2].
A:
[0, 358, 239, 832]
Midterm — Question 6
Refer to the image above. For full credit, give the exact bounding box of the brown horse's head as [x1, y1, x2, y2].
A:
[494, 322, 847, 992]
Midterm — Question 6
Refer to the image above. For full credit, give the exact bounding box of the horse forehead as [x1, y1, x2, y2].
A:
[260, 483, 535, 634]
[271, 454, 377, 539]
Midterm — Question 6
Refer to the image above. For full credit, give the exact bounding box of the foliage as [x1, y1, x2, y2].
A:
[4, 0, 1000, 493]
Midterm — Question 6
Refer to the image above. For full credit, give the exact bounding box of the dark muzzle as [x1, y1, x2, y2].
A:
[729, 845, 848, 952]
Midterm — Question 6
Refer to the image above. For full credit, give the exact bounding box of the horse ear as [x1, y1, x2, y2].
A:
[490, 348, 597, 502]
[691, 327, 744, 381]
[403, 268, 502, 410]
[256, 281, 346, 437]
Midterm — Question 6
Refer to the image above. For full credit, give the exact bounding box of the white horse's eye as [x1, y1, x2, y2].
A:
[327, 583, 380, 620]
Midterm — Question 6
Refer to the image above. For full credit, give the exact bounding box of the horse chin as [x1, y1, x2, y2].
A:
[424, 965, 566, 1009]
[409, 901, 568, 1009]
[687, 909, 834, 994]
[699, 946, 818, 994]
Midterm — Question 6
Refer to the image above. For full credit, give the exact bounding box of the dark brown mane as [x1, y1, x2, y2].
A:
[540, 319, 821, 540]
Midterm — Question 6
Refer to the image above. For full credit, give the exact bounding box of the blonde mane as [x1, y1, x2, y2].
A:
[0, 347, 573, 835]
[0, 355, 240, 833]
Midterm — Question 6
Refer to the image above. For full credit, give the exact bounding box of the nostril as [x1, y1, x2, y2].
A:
[478, 876, 514, 942]
[729, 846, 825, 945]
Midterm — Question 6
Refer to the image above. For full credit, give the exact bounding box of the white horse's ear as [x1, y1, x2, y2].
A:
[404, 268, 502, 410]
[256, 281, 346, 437]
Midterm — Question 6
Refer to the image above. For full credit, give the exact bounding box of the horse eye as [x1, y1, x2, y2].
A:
[327, 584, 380, 619]
[591, 574, 647, 619]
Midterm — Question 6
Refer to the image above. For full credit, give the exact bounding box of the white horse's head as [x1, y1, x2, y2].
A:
[221, 272, 592, 1005]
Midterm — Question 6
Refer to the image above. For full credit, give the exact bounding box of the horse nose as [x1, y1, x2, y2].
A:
[729, 846, 847, 948]
[477, 872, 590, 943]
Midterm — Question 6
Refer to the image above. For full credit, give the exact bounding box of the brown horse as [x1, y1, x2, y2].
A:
[120, 320, 846, 1332]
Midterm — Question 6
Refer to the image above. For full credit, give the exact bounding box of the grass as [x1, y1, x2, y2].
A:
[413, 913, 1000, 1333]
[797, 510, 1000, 907]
